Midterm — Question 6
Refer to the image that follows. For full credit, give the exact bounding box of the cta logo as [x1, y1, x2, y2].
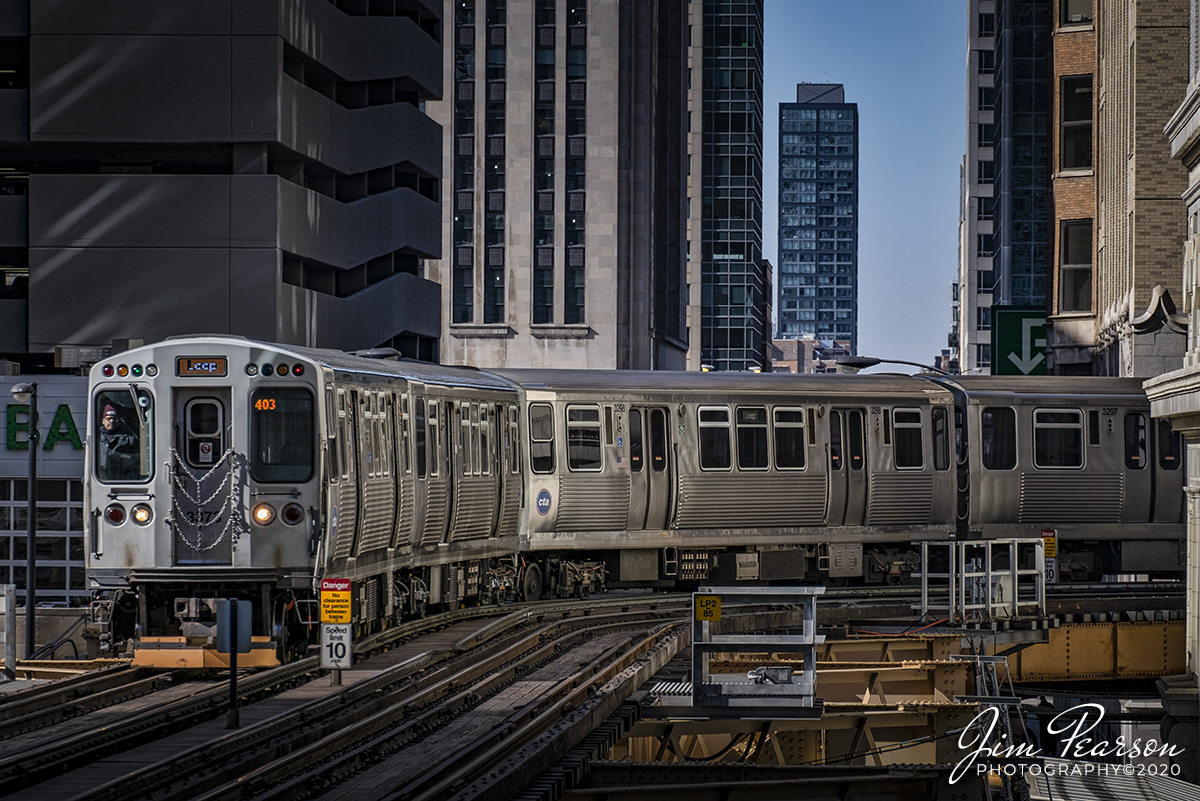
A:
[536, 489, 552, 516]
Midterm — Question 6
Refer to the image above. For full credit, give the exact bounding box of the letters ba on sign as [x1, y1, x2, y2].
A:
[320, 578, 352, 624]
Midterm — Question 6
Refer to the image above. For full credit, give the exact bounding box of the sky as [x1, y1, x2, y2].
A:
[763, 0, 966, 371]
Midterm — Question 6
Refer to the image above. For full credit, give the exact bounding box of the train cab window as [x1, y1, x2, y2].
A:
[736, 407, 769, 470]
[1124, 413, 1147, 469]
[529, 403, 555, 473]
[650, 409, 667, 472]
[1033, 409, 1083, 469]
[892, 409, 923, 469]
[94, 390, 153, 483]
[774, 408, 806, 469]
[567, 405, 602, 471]
[1158, 419, 1182, 470]
[932, 407, 951, 471]
[629, 410, 644, 472]
[415, 398, 427, 479]
[250, 388, 314, 482]
[698, 407, 732, 470]
[981, 407, 1016, 469]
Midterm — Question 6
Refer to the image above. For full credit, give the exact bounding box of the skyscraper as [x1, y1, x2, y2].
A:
[429, 0, 689, 370]
[775, 84, 858, 353]
[688, 0, 767, 372]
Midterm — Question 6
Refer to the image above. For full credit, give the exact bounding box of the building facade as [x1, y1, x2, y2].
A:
[0, 0, 444, 361]
[428, 0, 689, 370]
[775, 84, 858, 353]
[686, 0, 767, 372]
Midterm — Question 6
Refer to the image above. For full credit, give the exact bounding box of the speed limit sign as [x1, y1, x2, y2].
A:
[320, 623, 352, 669]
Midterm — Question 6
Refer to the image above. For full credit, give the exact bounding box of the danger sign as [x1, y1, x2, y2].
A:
[320, 578, 352, 624]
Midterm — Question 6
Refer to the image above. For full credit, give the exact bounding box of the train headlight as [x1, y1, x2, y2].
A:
[252, 503, 276, 526]
[281, 503, 305, 526]
[131, 504, 153, 525]
[105, 504, 126, 525]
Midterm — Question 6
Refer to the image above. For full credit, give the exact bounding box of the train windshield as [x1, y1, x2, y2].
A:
[94, 389, 154, 483]
[250, 388, 314, 482]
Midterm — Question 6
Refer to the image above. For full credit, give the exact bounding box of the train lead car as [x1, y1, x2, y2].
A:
[83, 336, 1184, 665]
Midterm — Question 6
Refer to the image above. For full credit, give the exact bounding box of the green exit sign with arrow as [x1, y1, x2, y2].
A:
[991, 306, 1047, 376]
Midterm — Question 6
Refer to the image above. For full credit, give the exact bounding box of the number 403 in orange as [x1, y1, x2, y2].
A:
[254, 398, 277, 411]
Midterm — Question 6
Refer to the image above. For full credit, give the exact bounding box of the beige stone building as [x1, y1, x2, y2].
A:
[426, 0, 688, 370]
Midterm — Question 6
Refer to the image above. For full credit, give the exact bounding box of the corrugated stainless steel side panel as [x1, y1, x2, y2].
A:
[498, 475, 521, 538]
[1019, 473, 1123, 522]
[866, 474, 933, 525]
[355, 479, 395, 555]
[675, 475, 826, 529]
[556, 475, 630, 531]
[451, 476, 496, 541]
[331, 480, 358, 560]
[421, 479, 449, 545]
[392, 476, 414, 548]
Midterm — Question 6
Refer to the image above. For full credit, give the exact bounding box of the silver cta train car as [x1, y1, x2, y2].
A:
[82, 336, 1184, 664]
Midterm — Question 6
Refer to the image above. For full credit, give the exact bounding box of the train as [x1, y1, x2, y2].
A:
[82, 336, 1185, 664]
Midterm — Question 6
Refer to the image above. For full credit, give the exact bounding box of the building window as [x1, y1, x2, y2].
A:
[978, 13, 995, 37]
[1059, 220, 1092, 312]
[978, 160, 994, 184]
[1060, 76, 1093, 170]
[1061, 0, 1092, 24]
[978, 86, 995, 112]
[976, 306, 992, 330]
[977, 50, 995, 74]
[0, 478, 88, 604]
[977, 233, 994, 258]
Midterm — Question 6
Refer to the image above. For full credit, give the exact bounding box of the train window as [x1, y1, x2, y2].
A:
[650, 409, 667, 472]
[1158, 419, 1182, 470]
[848, 410, 865, 471]
[1124, 413, 1147, 469]
[981, 407, 1016, 469]
[399, 394, 411, 475]
[774, 408, 806, 469]
[480, 405, 490, 476]
[509, 405, 521, 475]
[250, 388, 314, 482]
[892, 409, 923, 469]
[94, 390, 153, 483]
[1088, 410, 1100, 446]
[415, 398, 427, 479]
[529, 403, 555, 473]
[830, 410, 843, 471]
[567, 406, 602, 471]
[460, 404, 474, 477]
[184, 398, 223, 470]
[326, 388, 340, 481]
[1033, 409, 1083, 469]
[629, 410, 644, 472]
[698, 407, 732, 470]
[933, 407, 950, 471]
[428, 402, 441, 478]
[737, 407, 769, 470]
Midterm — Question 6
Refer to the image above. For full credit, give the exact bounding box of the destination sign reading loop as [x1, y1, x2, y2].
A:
[177, 357, 228, 378]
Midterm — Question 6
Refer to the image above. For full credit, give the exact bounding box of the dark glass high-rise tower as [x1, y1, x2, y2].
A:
[776, 84, 859, 353]
[697, 0, 766, 372]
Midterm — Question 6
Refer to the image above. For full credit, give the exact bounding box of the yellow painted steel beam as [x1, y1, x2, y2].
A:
[1004, 621, 1184, 681]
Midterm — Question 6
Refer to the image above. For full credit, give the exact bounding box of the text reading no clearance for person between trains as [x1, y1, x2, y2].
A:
[320, 578, 352, 624]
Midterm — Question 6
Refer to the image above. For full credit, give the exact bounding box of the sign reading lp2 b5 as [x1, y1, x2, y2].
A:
[695, 595, 721, 622]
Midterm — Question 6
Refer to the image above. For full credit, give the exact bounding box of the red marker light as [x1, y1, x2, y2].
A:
[292, 364, 304, 377]
[102, 365, 115, 377]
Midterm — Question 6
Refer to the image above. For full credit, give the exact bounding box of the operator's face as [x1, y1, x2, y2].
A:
[102, 414, 116, 431]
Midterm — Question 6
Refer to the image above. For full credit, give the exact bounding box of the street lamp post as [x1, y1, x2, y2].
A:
[10, 382, 37, 660]
[834, 356, 950, 376]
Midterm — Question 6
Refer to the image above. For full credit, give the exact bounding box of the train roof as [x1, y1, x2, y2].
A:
[934, 374, 1152, 401]
[487, 368, 947, 396]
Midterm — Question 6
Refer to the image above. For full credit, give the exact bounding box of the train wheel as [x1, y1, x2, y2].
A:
[522, 563, 543, 602]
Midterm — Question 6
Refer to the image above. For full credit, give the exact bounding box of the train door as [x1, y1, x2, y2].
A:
[627, 406, 671, 531]
[172, 388, 234, 565]
[827, 408, 867, 526]
[418, 398, 451, 546]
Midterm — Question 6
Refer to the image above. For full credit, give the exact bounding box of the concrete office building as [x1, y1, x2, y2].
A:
[427, 0, 688, 371]
[686, 0, 767, 372]
[0, 0, 444, 362]
[776, 84, 858, 353]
